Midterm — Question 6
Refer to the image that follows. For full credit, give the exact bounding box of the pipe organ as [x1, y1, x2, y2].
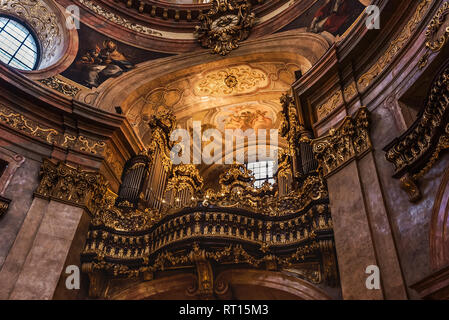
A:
[276, 149, 293, 197]
[164, 164, 204, 209]
[115, 154, 150, 208]
[115, 109, 176, 210]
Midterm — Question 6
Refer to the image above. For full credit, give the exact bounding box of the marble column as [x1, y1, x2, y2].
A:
[0, 199, 84, 299]
[0, 159, 104, 300]
[313, 108, 407, 299]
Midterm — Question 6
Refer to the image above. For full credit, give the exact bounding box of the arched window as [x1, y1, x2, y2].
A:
[0, 16, 39, 71]
[247, 160, 275, 188]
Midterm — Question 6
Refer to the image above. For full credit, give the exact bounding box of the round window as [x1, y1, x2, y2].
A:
[0, 16, 39, 71]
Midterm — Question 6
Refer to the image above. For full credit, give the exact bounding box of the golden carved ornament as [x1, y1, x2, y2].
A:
[78, 0, 163, 37]
[0, 103, 59, 143]
[194, 0, 256, 55]
[38, 77, 81, 98]
[358, 0, 432, 90]
[194, 65, 268, 97]
[62, 134, 106, 155]
[204, 165, 328, 216]
[344, 82, 357, 102]
[419, 2, 449, 69]
[166, 164, 204, 194]
[312, 107, 371, 177]
[35, 159, 109, 208]
[146, 109, 176, 172]
[276, 149, 293, 179]
[104, 146, 124, 179]
[279, 93, 304, 157]
[384, 65, 449, 185]
[316, 90, 344, 121]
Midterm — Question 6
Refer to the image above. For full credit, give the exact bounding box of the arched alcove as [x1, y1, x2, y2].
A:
[110, 269, 331, 300]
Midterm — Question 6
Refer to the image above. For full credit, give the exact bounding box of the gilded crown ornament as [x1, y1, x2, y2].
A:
[194, 0, 256, 55]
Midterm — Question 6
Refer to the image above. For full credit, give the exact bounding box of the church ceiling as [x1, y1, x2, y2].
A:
[53, 0, 368, 55]
[119, 53, 304, 145]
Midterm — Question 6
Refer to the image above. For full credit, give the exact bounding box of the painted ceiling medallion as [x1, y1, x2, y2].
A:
[194, 0, 256, 55]
[194, 65, 268, 96]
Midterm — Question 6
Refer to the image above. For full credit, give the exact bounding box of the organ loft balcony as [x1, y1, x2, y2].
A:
[31, 99, 340, 299]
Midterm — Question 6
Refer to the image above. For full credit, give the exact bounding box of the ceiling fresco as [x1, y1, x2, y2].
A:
[279, 0, 368, 36]
[55, 0, 370, 88]
[119, 54, 303, 146]
[51, 0, 370, 57]
[60, 24, 173, 88]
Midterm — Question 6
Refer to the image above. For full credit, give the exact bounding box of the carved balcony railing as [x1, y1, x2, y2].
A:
[80, 175, 336, 297]
[384, 63, 449, 201]
[34, 102, 338, 298]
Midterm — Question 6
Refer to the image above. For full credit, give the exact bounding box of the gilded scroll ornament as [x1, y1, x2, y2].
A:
[316, 90, 344, 121]
[146, 109, 176, 172]
[105, 146, 124, 179]
[194, 0, 256, 55]
[419, 2, 449, 69]
[358, 0, 431, 90]
[312, 107, 371, 177]
[343, 82, 357, 102]
[0, 103, 59, 143]
[62, 134, 106, 155]
[166, 164, 204, 194]
[38, 77, 81, 98]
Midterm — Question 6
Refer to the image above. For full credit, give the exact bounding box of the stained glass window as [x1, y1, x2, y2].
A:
[0, 16, 39, 71]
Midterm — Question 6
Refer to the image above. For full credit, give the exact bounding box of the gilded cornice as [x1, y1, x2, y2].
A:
[312, 107, 372, 177]
[0, 103, 106, 155]
[358, 0, 432, 91]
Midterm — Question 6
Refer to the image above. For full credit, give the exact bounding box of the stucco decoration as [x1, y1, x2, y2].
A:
[194, 65, 268, 97]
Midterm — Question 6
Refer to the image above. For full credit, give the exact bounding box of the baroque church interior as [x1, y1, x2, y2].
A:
[0, 0, 448, 301]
